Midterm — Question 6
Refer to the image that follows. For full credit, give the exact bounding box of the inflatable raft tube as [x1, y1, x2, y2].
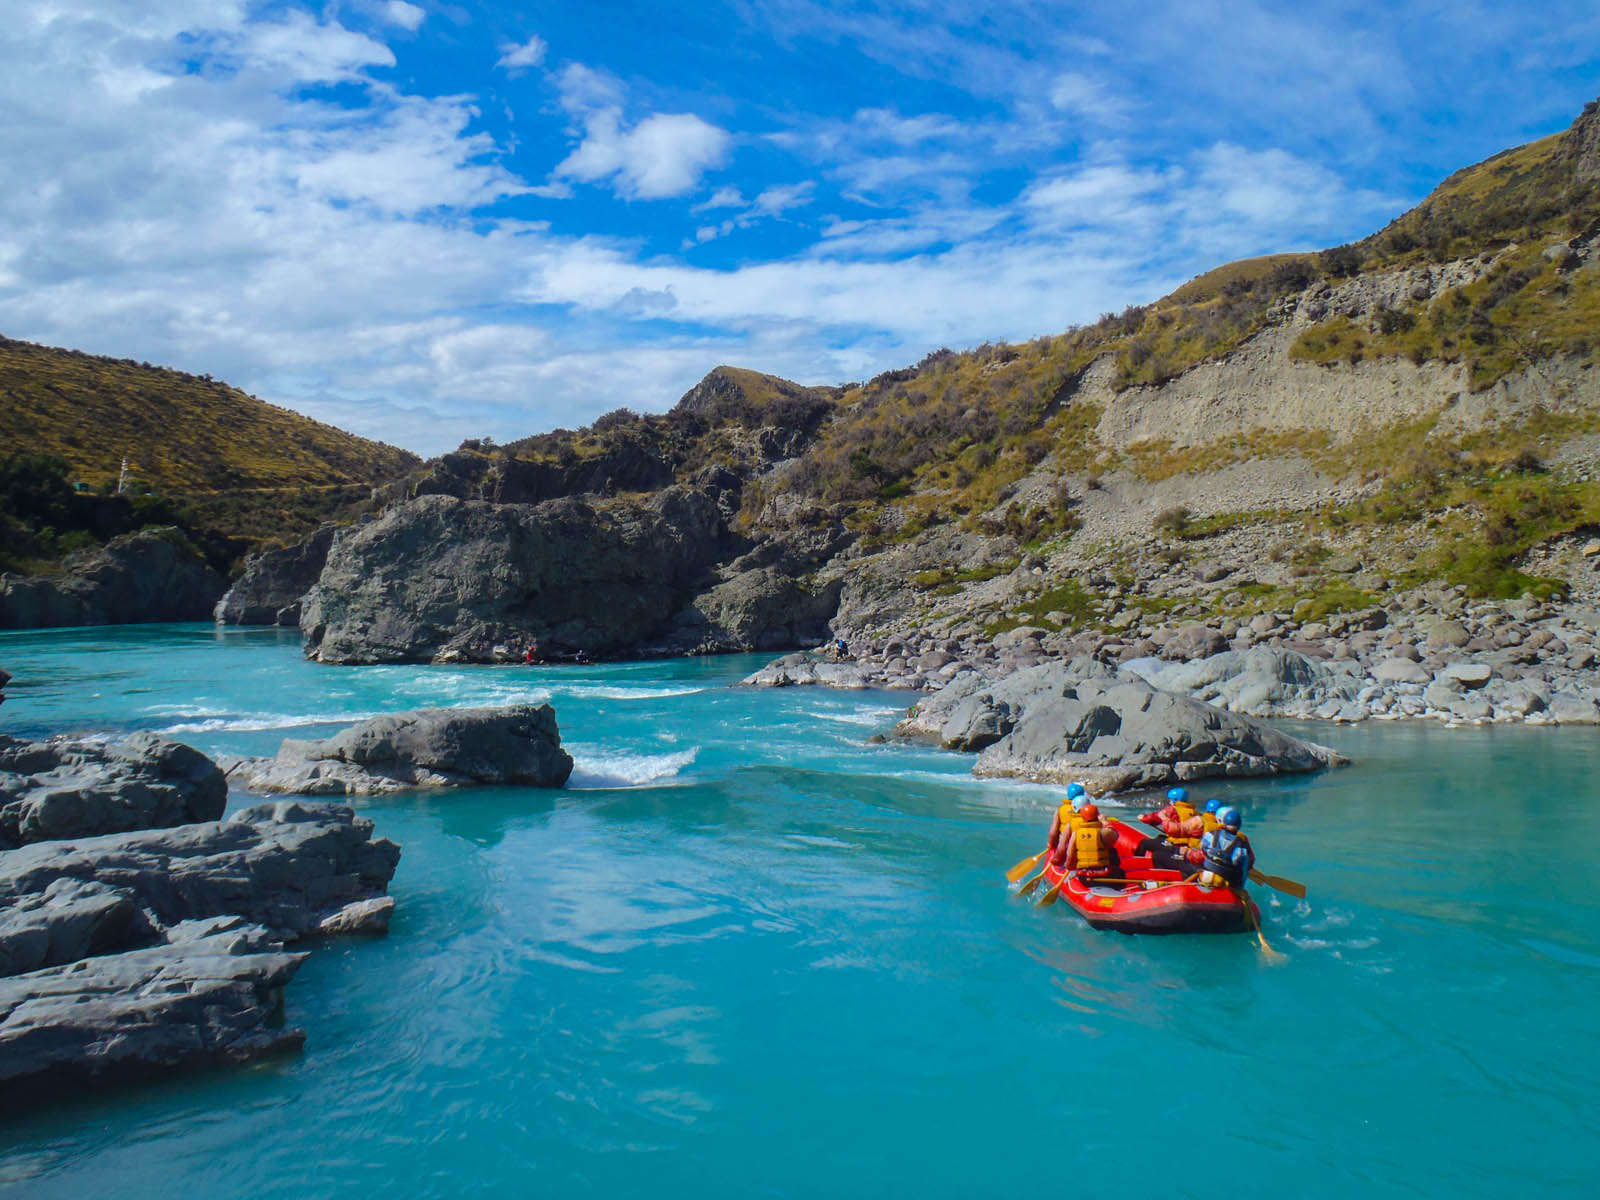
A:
[1038, 858, 1259, 935]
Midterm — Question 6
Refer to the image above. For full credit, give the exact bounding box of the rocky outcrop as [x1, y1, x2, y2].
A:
[0, 728, 400, 1106]
[897, 661, 1346, 792]
[0, 801, 401, 952]
[0, 916, 307, 1103]
[0, 732, 227, 849]
[214, 526, 336, 626]
[224, 704, 573, 795]
[666, 568, 843, 653]
[0, 529, 226, 630]
[300, 488, 734, 663]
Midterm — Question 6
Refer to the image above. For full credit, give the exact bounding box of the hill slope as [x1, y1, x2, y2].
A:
[0, 336, 418, 494]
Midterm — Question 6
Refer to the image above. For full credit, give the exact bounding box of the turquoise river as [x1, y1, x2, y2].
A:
[0, 623, 1596, 1198]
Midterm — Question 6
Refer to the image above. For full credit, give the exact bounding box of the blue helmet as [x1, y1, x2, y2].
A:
[1166, 787, 1189, 804]
[1066, 782, 1086, 800]
[1218, 806, 1242, 829]
[1204, 799, 1222, 814]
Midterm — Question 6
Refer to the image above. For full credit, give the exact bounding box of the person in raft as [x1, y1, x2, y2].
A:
[1045, 781, 1090, 863]
[1200, 797, 1223, 835]
[1059, 803, 1119, 881]
[1185, 806, 1255, 889]
[1135, 786, 1205, 871]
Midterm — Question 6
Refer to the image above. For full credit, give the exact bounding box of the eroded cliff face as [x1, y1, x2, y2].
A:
[300, 488, 730, 663]
[1090, 254, 1599, 453]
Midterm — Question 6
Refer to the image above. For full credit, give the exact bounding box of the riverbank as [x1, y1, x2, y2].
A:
[753, 584, 1600, 728]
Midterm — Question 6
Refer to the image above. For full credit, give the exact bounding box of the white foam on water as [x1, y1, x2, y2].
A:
[158, 711, 385, 734]
[553, 685, 706, 701]
[807, 706, 902, 727]
[567, 747, 699, 789]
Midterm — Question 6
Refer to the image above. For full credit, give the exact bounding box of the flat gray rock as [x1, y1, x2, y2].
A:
[0, 732, 226, 849]
[1373, 657, 1432, 685]
[0, 800, 401, 959]
[229, 704, 573, 794]
[1438, 662, 1493, 689]
[0, 916, 307, 1103]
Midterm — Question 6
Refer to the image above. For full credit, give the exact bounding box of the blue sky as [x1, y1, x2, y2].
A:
[3, 1, 1599, 455]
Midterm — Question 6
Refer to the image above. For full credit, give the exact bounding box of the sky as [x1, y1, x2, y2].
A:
[3, 2, 1600, 456]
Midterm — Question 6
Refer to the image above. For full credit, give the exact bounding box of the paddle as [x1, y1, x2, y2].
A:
[1006, 849, 1048, 883]
[1017, 870, 1048, 897]
[1036, 878, 1066, 907]
[1242, 893, 1285, 960]
[1249, 868, 1307, 900]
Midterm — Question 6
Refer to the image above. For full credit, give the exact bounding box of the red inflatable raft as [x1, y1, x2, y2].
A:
[1035, 818, 1260, 935]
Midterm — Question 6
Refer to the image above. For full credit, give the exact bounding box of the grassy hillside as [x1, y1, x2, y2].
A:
[0, 337, 418, 494]
[0, 336, 421, 572]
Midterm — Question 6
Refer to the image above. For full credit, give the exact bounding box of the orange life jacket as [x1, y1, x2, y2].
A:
[1072, 819, 1110, 870]
[1201, 811, 1221, 834]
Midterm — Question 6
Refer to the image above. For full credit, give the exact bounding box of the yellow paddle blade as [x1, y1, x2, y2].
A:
[1017, 871, 1046, 897]
[1242, 895, 1286, 960]
[1006, 849, 1047, 882]
[1036, 880, 1064, 908]
[1250, 868, 1308, 900]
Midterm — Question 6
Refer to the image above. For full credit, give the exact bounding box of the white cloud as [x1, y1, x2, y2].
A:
[1048, 72, 1126, 124]
[497, 35, 546, 74]
[382, 2, 425, 32]
[555, 110, 730, 200]
[0, 0, 1496, 461]
[694, 186, 745, 211]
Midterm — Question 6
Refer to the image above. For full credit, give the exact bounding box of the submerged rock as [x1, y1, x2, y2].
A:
[227, 704, 574, 794]
[0, 916, 308, 1103]
[0, 732, 226, 850]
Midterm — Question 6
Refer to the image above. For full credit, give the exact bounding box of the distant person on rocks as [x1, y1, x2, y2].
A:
[1060, 803, 1119, 881]
[574, 648, 590, 665]
[1186, 806, 1254, 889]
[1045, 781, 1089, 862]
[833, 637, 849, 660]
[524, 641, 541, 665]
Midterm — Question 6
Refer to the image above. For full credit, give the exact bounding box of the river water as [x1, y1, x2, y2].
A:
[0, 623, 1596, 1198]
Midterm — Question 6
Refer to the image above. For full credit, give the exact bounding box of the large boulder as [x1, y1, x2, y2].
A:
[300, 489, 732, 663]
[0, 529, 226, 629]
[215, 525, 336, 626]
[896, 661, 1346, 792]
[226, 704, 574, 795]
[0, 732, 226, 850]
[0, 916, 307, 1104]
